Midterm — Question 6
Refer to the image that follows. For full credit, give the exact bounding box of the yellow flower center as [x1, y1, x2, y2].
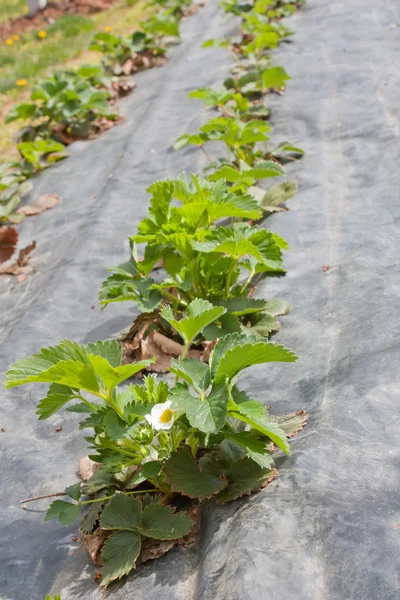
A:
[159, 408, 173, 424]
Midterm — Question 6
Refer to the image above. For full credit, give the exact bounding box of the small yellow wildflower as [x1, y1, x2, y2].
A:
[16, 79, 27, 86]
[104, 26, 112, 32]
[13, 34, 20, 41]
[38, 30, 47, 39]
[6, 39, 13, 46]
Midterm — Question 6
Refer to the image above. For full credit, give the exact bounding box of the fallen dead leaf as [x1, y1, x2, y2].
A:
[0, 240, 36, 279]
[17, 194, 61, 216]
[79, 456, 99, 481]
[82, 529, 110, 566]
[122, 58, 134, 75]
[0, 226, 18, 264]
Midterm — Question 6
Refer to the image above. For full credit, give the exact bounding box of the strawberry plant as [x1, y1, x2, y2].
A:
[99, 175, 293, 367]
[6, 69, 118, 144]
[4, 336, 306, 586]
[89, 11, 181, 77]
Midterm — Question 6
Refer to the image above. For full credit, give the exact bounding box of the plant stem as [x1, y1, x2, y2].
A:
[240, 267, 255, 295]
[181, 343, 189, 359]
[225, 258, 238, 297]
[76, 392, 97, 411]
[20, 491, 66, 504]
[161, 289, 188, 308]
[80, 489, 158, 506]
[200, 145, 212, 162]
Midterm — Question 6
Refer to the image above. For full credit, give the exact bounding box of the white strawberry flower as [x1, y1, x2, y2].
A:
[145, 400, 175, 431]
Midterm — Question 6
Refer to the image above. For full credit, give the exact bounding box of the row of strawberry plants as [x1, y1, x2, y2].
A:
[0, 0, 198, 225]
[4, 0, 307, 591]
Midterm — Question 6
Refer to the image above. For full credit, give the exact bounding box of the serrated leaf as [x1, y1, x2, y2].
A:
[170, 382, 228, 434]
[88, 355, 154, 390]
[163, 448, 227, 498]
[65, 482, 81, 501]
[101, 491, 142, 531]
[264, 298, 291, 316]
[79, 490, 110, 533]
[221, 298, 267, 316]
[36, 383, 76, 419]
[216, 458, 274, 503]
[243, 312, 281, 337]
[275, 410, 308, 437]
[45, 500, 81, 526]
[170, 357, 210, 393]
[242, 160, 285, 180]
[230, 401, 290, 453]
[211, 334, 297, 383]
[101, 530, 141, 587]
[86, 339, 122, 368]
[260, 181, 297, 209]
[81, 468, 117, 495]
[139, 504, 192, 540]
[262, 66, 291, 90]
[4, 340, 90, 387]
[102, 410, 127, 440]
[161, 299, 226, 346]
[222, 429, 274, 469]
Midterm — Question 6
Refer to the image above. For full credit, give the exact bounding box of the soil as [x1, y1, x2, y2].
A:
[0, 0, 116, 40]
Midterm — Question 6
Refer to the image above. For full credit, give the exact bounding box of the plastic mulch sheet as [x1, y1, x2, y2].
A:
[1, 0, 400, 598]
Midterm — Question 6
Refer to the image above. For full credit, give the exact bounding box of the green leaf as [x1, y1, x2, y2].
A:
[79, 491, 109, 533]
[88, 355, 154, 390]
[230, 401, 290, 453]
[4, 339, 90, 386]
[81, 468, 117, 495]
[210, 334, 297, 383]
[45, 500, 81, 526]
[102, 410, 127, 440]
[262, 66, 291, 90]
[274, 410, 308, 437]
[170, 382, 228, 434]
[216, 458, 274, 503]
[101, 491, 142, 531]
[221, 298, 267, 316]
[139, 504, 192, 540]
[161, 299, 226, 345]
[170, 357, 210, 393]
[86, 339, 122, 368]
[260, 181, 297, 209]
[264, 298, 291, 316]
[222, 429, 274, 469]
[101, 530, 141, 587]
[36, 383, 76, 419]
[65, 482, 81, 502]
[242, 160, 285, 180]
[163, 448, 227, 498]
[243, 312, 281, 337]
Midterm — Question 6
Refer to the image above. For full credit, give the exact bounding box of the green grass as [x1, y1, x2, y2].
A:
[0, 15, 96, 93]
[0, 0, 149, 159]
[0, 0, 27, 24]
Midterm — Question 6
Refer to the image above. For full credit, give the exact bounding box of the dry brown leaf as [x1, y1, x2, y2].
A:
[82, 529, 110, 566]
[200, 340, 216, 363]
[0, 226, 18, 264]
[18, 194, 61, 216]
[79, 456, 98, 481]
[140, 538, 176, 563]
[140, 329, 175, 372]
[122, 58, 134, 75]
[152, 330, 184, 356]
[0, 240, 36, 278]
